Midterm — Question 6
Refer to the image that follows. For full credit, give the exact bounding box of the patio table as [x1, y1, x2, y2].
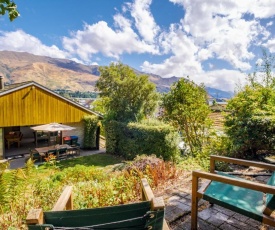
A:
[34, 144, 72, 157]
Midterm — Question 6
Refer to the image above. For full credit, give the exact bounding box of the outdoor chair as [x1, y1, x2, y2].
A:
[191, 155, 275, 229]
[29, 149, 43, 162]
[56, 147, 67, 160]
[47, 149, 57, 159]
[33, 131, 49, 146]
[5, 132, 23, 149]
[67, 146, 80, 156]
[26, 178, 169, 229]
[48, 136, 57, 146]
[17, 132, 23, 147]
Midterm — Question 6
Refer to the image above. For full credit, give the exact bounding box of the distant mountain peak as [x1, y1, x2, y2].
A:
[0, 51, 233, 98]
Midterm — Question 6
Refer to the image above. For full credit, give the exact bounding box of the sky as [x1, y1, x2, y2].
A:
[0, 0, 275, 92]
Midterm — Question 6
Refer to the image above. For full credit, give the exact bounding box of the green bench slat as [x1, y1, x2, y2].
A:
[29, 201, 165, 229]
[203, 172, 264, 222]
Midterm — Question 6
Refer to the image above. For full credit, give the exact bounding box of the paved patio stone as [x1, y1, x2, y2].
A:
[165, 206, 188, 223]
[231, 212, 250, 222]
[226, 216, 254, 229]
[198, 207, 218, 220]
[197, 218, 217, 230]
[219, 222, 239, 230]
[168, 195, 182, 203]
[211, 205, 235, 217]
[206, 212, 230, 227]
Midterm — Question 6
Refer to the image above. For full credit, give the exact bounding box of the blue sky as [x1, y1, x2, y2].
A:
[0, 0, 275, 92]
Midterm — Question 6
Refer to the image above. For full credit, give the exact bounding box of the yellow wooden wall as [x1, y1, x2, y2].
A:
[0, 86, 94, 127]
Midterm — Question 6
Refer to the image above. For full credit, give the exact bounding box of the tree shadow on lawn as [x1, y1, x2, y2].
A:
[56, 153, 125, 169]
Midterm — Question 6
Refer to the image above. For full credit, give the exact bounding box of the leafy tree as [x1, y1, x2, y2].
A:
[91, 97, 107, 115]
[256, 49, 275, 87]
[161, 78, 211, 154]
[225, 50, 275, 157]
[0, 0, 19, 21]
[96, 62, 159, 122]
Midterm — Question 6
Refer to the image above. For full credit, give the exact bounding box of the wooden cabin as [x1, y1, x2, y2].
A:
[0, 77, 101, 159]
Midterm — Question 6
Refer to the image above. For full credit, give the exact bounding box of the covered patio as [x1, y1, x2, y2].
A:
[0, 80, 102, 159]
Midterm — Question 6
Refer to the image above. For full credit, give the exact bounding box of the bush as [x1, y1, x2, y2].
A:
[105, 120, 180, 161]
[225, 85, 275, 157]
[83, 115, 100, 149]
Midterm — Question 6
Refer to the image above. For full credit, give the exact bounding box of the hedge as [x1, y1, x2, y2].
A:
[83, 115, 100, 149]
[105, 120, 180, 161]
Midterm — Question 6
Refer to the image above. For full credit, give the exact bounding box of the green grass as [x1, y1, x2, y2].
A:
[56, 153, 125, 169]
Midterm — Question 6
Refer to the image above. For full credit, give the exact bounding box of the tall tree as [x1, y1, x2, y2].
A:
[256, 49, 275, 87]
[96, 62, 158, 122]
[0, 0, 19, 21]
[161, 78, 211, 154]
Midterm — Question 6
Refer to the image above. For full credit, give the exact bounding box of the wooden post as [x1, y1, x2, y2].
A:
[26, 209, 44, 225]
[191, 171, 199, 230]
[210, 155, 215, 173]
[141, 178, 154, 202]
[52, 186, 73, 211]
[141, 178, 170, 230]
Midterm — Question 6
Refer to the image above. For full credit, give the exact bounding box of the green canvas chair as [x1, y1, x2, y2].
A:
[191, 155, 275, 229]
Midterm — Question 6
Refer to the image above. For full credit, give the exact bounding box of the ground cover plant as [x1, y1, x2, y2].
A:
[0, 154, 179, 229]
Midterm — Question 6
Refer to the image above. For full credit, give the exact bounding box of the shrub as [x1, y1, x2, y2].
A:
[105, 120, 180, 161]
[225, 85, 275, 157]
[83, 115, 100, 149]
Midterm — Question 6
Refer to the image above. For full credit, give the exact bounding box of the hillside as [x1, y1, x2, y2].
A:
[0, 51, 99, 91]
[0, 51, 233, 97]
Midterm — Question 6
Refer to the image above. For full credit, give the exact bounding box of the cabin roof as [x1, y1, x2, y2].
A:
[0, 81, 101, 117]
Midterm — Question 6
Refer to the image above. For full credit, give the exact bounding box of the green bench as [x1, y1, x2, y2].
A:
[26, 178, 169, 230]
[191, 155, 275, 229]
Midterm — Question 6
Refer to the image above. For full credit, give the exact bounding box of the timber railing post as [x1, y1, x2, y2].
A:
[191, 171, 199, 230]
[52, 186, 73, 211]
[210, 155, 215, 173]
[26, 209, 44, 226]
[141, 178, 170, 230]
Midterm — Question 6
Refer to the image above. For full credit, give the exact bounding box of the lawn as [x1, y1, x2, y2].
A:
[57, 153, 125, 169]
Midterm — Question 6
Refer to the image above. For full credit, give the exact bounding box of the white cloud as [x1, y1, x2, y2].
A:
[176, 1, 267, 70]
[62, 19, 158, 62]
[264, 38, 275, 53]
[139, 0, 274, 91]
[62, 0, 160, 62]
[142, 24, 203, 77]
[128, 0, 160, 43]
[267, 21, 273, 27]
[193, 69, 247, 92]
[248, 0, 275, 18]
[0, 30, 69, 59]
[2, 0, 275, 92]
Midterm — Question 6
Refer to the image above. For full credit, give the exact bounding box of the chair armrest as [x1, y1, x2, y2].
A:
[210, 155, 275, 172]
[193, 170, 275, 194]
[52, 186, 73, 211]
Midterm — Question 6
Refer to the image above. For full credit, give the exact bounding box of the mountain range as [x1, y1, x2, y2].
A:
[0, 51, 233, 98]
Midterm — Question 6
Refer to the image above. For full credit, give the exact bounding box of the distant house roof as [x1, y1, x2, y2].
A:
[0, 81, 101, 117]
